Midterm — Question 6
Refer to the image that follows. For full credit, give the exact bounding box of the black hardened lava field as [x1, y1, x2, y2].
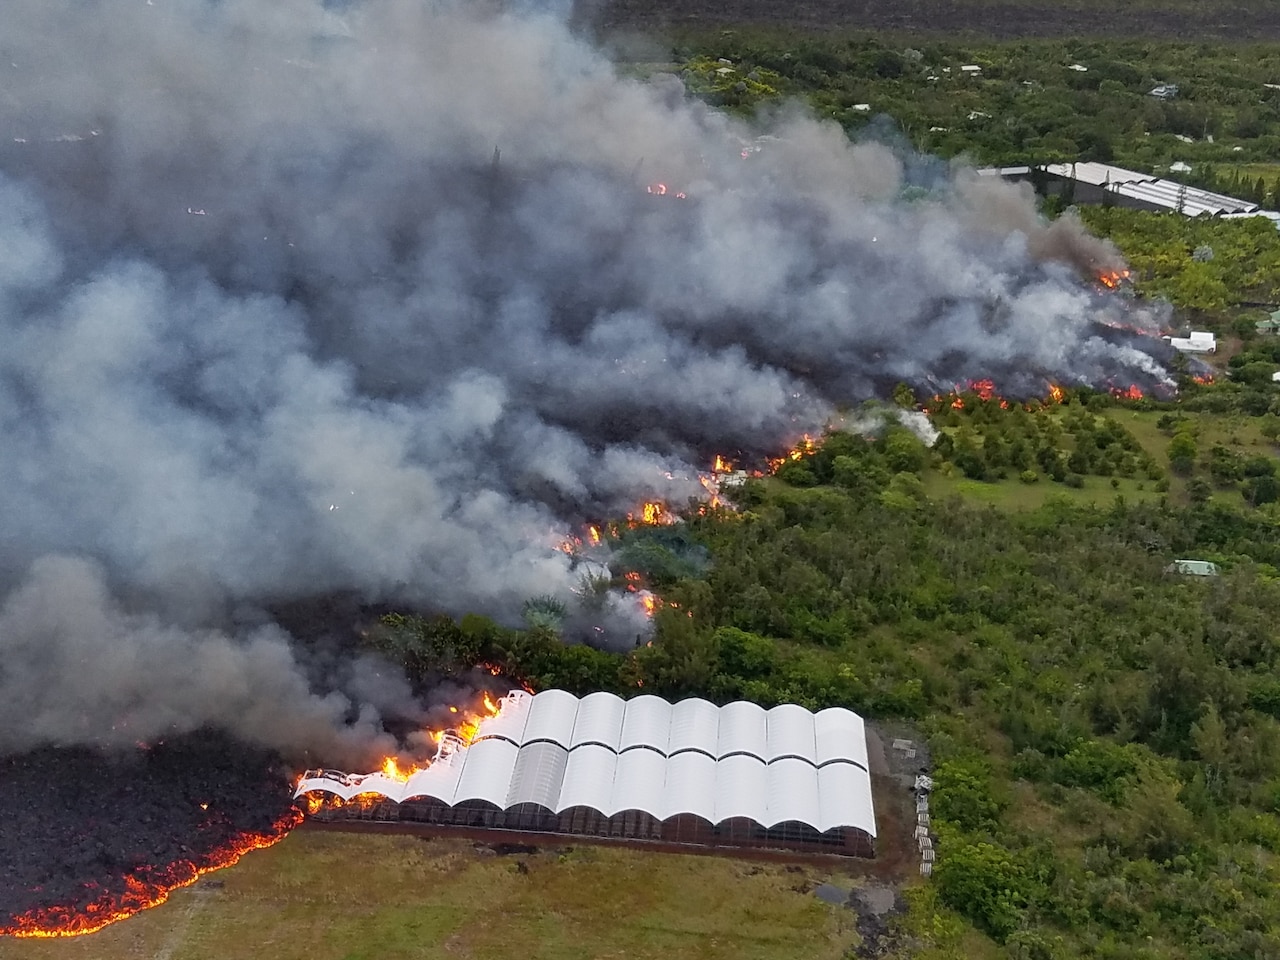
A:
[0, 733, 298, 936]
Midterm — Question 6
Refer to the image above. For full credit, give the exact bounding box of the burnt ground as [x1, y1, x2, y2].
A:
[587, 0, 1280, 40]
[0, 732, 296, 929]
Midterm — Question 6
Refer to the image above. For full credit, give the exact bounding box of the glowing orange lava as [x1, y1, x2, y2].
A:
[0, 809, 303, 939]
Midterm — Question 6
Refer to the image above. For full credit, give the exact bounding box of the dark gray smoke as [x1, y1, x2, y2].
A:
[0, 0, 1170, 762]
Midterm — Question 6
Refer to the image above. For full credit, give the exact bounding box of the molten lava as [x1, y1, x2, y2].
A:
[0, 809, 303, 939]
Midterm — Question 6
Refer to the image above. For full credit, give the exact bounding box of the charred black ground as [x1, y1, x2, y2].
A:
[0, 732, 295, 927]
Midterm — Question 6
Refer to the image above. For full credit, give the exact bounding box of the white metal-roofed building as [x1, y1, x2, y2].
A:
[296, 689, 878, 858]
[1037, 163, 1259, 216]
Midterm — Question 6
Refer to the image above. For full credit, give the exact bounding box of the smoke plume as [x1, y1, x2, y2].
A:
[0, 0, 1171, 761]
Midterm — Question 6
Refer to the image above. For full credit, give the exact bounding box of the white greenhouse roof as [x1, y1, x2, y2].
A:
[295, 690, 876, 836]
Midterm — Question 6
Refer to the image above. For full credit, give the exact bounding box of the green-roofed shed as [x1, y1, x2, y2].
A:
[1258, 310, 1280, 334]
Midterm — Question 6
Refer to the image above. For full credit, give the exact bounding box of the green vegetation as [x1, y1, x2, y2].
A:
[370, 405, 1280, 959]
[664, 33, 1280, 177]
[1076, 208, 1280, 312]
[3, 834, 858, 960]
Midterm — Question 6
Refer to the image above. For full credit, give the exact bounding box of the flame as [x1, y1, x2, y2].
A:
[646, 183, 687, 199]
[1110, 384, 1144, 400]
[626, 501, 674, 526]
[587, 525, 601, 545]
[1047, 383, 1065, 404]
[640, 592, 659, 617]
[712, 454, 734, 473]
[1193, 374, 1214, 386]
[767, 435, 817, 472]
[309, 686, 509, 798]
[969, 379, 996, 401]
[0, 809, 303, 938]
[1097, 268, 1131, 289]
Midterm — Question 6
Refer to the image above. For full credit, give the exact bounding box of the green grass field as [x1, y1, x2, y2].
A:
[0, 832, 864, 960]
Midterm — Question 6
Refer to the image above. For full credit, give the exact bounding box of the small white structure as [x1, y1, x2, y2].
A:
[1068, 63, 1089, 72]
[1166, 559, 1221, 577]
[1170, 161, 1193, 173]
[959, 64, 982, 74]
[852, 103, 871, 112]
[1271, 371, 1280, 384]
[1165, 331, 1216, 354]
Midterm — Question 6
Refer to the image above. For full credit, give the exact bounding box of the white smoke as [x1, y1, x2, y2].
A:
[0, 0, 1169, 759]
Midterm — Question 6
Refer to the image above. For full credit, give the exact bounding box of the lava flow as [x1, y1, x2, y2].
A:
[0, 733, 300, 941]
[0, 810, 302, 939]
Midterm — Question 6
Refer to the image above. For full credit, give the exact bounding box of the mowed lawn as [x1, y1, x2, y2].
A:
[1, 831, 860, 960]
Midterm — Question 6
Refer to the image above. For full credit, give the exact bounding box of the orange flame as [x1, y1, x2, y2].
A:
[0, 809, 303, 938]
[646, 183, 688, 199]
[587, 525, 601, 545]
[626, 501, 674, 526]
[1047, 383, 1065, 404]
[767, 435, 816, 472]
[1097, 268, 1131, 289]
[712, 454, 734, 473]
[1111, 384, 1144, 400]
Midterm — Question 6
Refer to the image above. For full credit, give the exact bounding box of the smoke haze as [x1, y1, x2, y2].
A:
[0, 0, 1171, 762]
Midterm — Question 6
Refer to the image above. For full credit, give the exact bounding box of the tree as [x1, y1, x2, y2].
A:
[1244, 473, 1280, 507]
[892, 382, 918, 408]
[1168, 430, 1197, 475]
[933, 758, 1005, 831]
[934, 842, 1030, 942]
[882, 428, 928, 474]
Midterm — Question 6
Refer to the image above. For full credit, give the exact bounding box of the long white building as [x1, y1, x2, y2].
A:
[296, 689, 878, 856]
